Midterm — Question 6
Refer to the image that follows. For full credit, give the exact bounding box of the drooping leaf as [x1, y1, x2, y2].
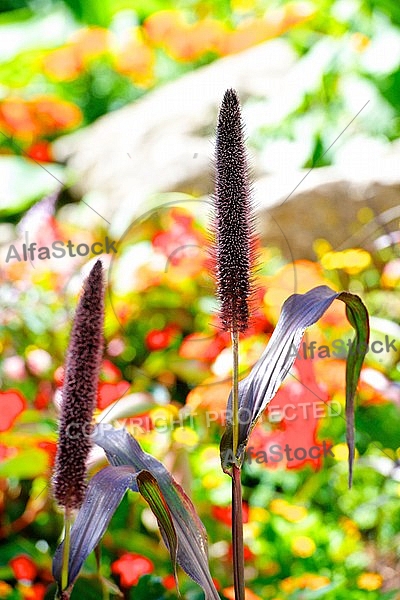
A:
[136, 471, 179, 593]
[220, 285, 369, 486]
[339, 292, 370, 486]
[92, 424, 220, 600]
[53, 465, 138, 589]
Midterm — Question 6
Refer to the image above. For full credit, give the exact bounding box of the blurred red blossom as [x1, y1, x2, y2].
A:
[0, 390, 26, 432]
[212, 502, 249, 527]
[111, 553, 154, 587]
[10, 555, 37, 582]
[250, 352, 330, 470]
[145, 324, 180, 351]
[97, 381, 130, 410]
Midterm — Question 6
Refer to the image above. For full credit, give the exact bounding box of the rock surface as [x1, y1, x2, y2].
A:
[54, 38, 400, 259]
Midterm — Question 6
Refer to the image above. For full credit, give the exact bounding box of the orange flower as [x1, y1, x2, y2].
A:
[18, 583, 46, 599]
[115, 38, 155, 86]
[223, 4, 315, 55]
[145, 12, 227, 61]
[191, 19, 227, 56]
[32, 96, 82, 133]
[0, 581, 12, 597]
[0, 98, 39, 139]
[43, 46, 82, 81]
[357, 572, 383, 591]
[281, 573, 330, 593]
[269, 499, 307, 522]
[186, 377, 232, 417]
[291, 536, 316, 558]
[263, 260, 334, 323]
[144, 10, 183, 44]
[223, 586, 262, 600]
[71, 27, 111, 63]
[168, 19, 227, 61]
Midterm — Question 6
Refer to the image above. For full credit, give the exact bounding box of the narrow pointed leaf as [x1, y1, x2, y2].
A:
[220, 285, 369, 485]
[92, 424, 220, 600]
[53, 465, 138, 589]
[137, 471, 179, 594]
[338, 291, 369, 486]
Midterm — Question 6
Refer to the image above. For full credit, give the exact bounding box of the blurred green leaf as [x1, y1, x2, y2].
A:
[0, 447, 48, 478]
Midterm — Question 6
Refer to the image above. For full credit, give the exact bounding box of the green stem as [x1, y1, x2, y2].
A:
[232, 464, 245, 600]
[61, 510, 72, 592]
[231, 330, 239, 457]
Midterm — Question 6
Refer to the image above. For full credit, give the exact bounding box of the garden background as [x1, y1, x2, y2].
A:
[0, 0, 399, 598]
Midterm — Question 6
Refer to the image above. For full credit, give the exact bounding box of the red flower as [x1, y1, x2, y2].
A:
[37, 441, 58, 467]
[162, 574, 176, 589]
[179, 332, 226, 362]
[34, 381, 53, 410]
[111, 553, 154, 587]
[10, 555, 37, 582]
[97, 381, 130, 410]
[101, 359, 122, 383]
[228, 544, 254, 562]
[0, 390, 26, 432]
[145, 325, 179, 351]
[250, 353, 330, 470]
[26, 141, 53, 163]
[212, 502, 249, 527]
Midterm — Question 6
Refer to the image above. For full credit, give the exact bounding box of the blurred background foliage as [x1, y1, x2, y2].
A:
[0, 0, 399, 599]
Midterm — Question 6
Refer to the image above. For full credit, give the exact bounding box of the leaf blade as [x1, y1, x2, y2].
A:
[53, 465, 138, 589]
[136, 471, 179, 594]
[92, 425, 220, 600]
[220, 285, 369, 486]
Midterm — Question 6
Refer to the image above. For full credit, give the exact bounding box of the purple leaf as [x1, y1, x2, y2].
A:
[220, 285, 369, 485]
[53, 465, 138, 588]
[92, 424, 220, 600]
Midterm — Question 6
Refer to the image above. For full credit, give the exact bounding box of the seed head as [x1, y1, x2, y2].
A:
[212, 88, 256, 333]
[52, 260, 104, 510]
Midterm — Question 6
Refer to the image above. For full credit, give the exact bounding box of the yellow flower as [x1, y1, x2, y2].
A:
[321, 249, 371, 274]
[270, 499, 307, 522]
[339, 517, 361, 540]
[331, 443, 359, 462]
[281, 573, 330, 592]
[357, 572, 383, 591]
[291, 536, 316, 558]
[172, 426, 199, 448]
[202, 472, 224, 490]
[249, 506, 270, 524]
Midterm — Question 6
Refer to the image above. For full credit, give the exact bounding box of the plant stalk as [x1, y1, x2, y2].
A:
[61, 510, 72, 592]
[231, 329, 245, 600]
[232, 464, 245, 600]
[231, 330, 239, 457]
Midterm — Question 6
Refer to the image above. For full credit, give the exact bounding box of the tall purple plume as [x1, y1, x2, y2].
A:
[52, 260, 104, 510]
[213, 88, 256, 333]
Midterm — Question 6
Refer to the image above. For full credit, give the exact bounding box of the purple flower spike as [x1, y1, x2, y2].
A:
[213, 88, 256, 333]
[52, 260, 104, 510]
